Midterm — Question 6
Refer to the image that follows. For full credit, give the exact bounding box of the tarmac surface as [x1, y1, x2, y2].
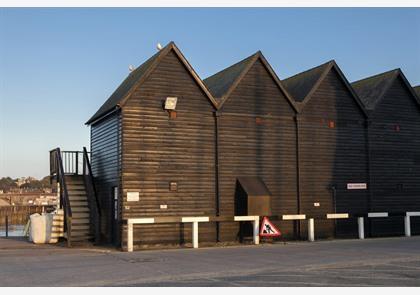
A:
[1, 236, 420, 286]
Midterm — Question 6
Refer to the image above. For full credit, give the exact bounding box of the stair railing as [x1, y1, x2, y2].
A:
[82, 147, 101, 244]
[50, 148, 72, 247]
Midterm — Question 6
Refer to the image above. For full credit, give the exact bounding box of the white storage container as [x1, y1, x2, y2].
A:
[29, 211, 63, 244]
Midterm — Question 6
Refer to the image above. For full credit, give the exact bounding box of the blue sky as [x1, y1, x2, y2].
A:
[1, 8, 419, 179]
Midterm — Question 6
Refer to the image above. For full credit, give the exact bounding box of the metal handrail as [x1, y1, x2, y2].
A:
[50, 148, 72, 246]
[82, 147, 101, 244]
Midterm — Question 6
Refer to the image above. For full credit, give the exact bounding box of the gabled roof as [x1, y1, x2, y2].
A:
[203, 52, 297, 111]
[282, 60, 368, 117]
[86, 42, 217, 125]
[203, 53, 258, 101]
[282, 61, 331, 103]
[351, 69, 399, 111]
[351, 69, 420, 111]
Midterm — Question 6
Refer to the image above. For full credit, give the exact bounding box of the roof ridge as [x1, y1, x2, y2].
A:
[282, 59, 333, 83]
[351, 68, 400, 85]
[282, 60, 332, 103]
[203, 51, 259, 100]
[351, 68, 401, 111]
[86, 41, 218, 125]
[204, 52, 259, 82]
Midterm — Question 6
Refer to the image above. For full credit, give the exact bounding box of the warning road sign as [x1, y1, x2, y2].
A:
[260, 217, 281, 237]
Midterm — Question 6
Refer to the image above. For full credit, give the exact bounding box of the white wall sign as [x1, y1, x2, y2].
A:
[127, 192, 140, 202]
[347, 183, 367, 190]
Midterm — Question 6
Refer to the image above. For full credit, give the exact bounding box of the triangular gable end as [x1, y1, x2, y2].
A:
[351, 69, 399, 112]
[285, 61, 368, 118]
[117, 43, 218, 111]
[352, 69, 420, 114]
[329, 62, 369, 118]
[214, 52, 298, 112]
[86, 42, 217, 125]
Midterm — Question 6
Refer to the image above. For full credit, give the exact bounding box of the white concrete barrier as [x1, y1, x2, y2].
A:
[368, 212, 388, 218]
[282, 214, 306, 220]
[181, 217, 210, 249]
[127, 218, 155, 252]
[405, 212, 420, 237]
[127, 215, 261, 252]
[358, 217, 365, 239]
[234, 216, 260, 245]
[405, 216, 411, 237]
[308, 218, 315, 242]
[126, 210, 419, 251]
[326, 213, 349, 219]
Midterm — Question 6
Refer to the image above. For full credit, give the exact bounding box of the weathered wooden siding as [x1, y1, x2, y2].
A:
[120, 50, 217, 249]
[369, 77, 420, 236]
[90, 112, 121, 243]
[218, 59, 298, 241]
[298, 68, 369, 238]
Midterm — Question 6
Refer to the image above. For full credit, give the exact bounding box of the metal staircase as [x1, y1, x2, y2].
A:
[50, 148, 100, 246]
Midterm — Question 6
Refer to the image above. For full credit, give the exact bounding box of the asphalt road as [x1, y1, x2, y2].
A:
[1, 236, 420, 286]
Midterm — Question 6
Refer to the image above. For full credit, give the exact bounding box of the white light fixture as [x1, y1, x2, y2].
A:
[165, 97, 178, 110]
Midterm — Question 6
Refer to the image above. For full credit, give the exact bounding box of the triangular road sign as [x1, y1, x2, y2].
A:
[260, 217, 281, 237]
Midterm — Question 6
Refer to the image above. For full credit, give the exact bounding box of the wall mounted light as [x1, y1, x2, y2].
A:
[165, 97, 178, 111]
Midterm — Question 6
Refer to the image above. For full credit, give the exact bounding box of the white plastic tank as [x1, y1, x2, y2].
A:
[29, 211, 63, 244]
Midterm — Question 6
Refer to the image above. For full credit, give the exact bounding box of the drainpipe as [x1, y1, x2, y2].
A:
[330, 185, 337, 237]
[365, 118, 373, 237]
[215, 111, 221, 242]
[295, 115, 301, 239]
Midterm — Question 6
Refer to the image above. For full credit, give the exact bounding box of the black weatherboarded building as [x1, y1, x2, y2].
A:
[352, 69, 420, 236]
[50, 41, 420, 250]
[282, 60, 369, 239]
[204, 51, 299, 241]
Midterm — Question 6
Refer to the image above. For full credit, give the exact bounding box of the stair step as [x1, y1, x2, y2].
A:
[71, 228, 90, 236]
[72, 212, 90, 218]
[71, 231, 91, 236]
[71, 234, 92, 239]
[71, 227, 90, 236]
[66, 179, 84, 183]
[70, 201, 88, 207]
[72, 207, 90, 213]
[72, 218, 89, 224]
[72, 225, 91, 231]
[71, 236, 93, 242]
[69, 192, 87, 196]
[69, 196, 87, 201]
[67, 187, 86, 192]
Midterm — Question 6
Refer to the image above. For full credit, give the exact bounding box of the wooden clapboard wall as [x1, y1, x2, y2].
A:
[88, 42, 420, 248]
[119, 49, 217, 249]
[217, 58, 298, 241]
[367, 76, 420, 236]
[292, 66, 369, 239]
[90, 112, 121, 244]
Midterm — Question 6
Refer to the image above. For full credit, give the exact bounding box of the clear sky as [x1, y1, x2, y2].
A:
[1, 8, 419, 179]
